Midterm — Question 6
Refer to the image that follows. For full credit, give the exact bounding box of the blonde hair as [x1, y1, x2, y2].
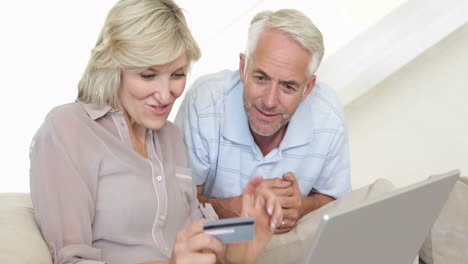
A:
[78, 0, 200, 106]
[245, 9, 324, 79]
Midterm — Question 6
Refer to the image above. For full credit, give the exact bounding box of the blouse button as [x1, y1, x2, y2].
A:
[156, 175, 162, 181]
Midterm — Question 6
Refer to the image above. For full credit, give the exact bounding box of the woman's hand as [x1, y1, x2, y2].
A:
[225, 177, 283, 264]
[168, 219, 225, 264]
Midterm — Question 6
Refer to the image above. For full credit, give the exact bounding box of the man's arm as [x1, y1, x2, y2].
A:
[300, 192, 335, 217]
[197, 185, 243, 218]
[197, 174, 334, 234]
[196, 178, 292, 219]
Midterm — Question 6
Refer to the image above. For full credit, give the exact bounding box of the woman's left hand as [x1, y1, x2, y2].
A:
[224, 177, 283, 264]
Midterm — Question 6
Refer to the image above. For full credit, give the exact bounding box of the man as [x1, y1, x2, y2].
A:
[175, 9, 350, 234]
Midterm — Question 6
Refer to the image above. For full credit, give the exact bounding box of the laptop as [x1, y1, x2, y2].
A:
[301, 170, 460, 264]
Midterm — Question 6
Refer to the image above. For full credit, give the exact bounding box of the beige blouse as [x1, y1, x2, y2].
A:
[30, 102, 216, 264]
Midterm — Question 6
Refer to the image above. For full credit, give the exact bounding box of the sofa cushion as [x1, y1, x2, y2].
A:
[419, 177, 468, 264]
[0, 193, 52, 264]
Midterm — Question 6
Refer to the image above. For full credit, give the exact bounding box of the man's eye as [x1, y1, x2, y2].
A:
[280, 83, 296, 93]
[254, 76, 266, 82]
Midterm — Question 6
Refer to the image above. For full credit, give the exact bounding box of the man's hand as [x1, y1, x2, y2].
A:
[267, 172, 336, 234]
[197, 173, 335, 234]
[271, 172, 304, 234]
[258, 177, 291, 190]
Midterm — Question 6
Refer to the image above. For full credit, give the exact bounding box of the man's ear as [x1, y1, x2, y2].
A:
[239, 53, 246, 82]
[301, 75, 316, 101]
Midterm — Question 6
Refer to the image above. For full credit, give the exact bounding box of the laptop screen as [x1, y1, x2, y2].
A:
[301, 170, 459, 264]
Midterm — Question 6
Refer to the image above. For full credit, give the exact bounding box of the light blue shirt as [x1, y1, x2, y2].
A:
[175, 70, 351, 199]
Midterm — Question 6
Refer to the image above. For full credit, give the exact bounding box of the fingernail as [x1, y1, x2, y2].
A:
[270, 219, 277, 232]
[267, 203, 274, 216]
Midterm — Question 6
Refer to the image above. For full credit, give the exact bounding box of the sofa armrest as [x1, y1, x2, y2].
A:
[0, 193, 52, 264]
[419, 176, 468, 264]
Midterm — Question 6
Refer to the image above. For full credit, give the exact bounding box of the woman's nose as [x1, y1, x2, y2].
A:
[152, 79, 171, 104]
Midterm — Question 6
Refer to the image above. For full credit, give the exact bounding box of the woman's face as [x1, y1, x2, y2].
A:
[119, 53, 188, 130]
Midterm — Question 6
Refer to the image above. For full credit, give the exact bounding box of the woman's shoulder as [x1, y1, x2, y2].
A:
[46, 102, 84, 120]
[38, 102, 89, 136]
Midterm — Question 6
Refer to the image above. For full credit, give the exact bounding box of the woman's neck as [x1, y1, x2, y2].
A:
[123, 111, 148, 159]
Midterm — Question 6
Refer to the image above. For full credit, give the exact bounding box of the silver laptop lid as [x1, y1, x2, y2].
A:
[302, 170, 460, 264]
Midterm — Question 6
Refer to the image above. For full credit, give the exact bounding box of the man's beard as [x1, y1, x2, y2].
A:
[244, 101, 290, 137]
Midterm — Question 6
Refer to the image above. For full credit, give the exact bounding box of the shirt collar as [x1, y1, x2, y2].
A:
[223, 71, 315, 149]
[278, 97, 315, 149]
[80, 102, 114, 120]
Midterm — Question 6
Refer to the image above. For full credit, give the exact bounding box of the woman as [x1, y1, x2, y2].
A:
[29, 0, 282, 263]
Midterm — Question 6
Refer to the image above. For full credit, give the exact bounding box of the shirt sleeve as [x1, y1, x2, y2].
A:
[188, 185, 219, 222]
[174, 88, 212, 186]
[29, 116, 105, 264]
[313, 122, 352, 199]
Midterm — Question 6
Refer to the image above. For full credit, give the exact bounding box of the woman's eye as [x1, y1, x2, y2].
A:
[173, 73, 186, 78]
[140, 74, 156, 80]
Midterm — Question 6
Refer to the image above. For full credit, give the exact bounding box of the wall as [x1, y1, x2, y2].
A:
[2, 1, 465, 192]
[345, 23, 468, 189]
[0, 0, 407, 192]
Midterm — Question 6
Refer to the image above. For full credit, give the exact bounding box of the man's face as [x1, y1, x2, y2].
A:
[240, 29, 315, 137]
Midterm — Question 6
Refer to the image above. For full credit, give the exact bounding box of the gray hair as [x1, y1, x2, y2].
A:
[244, 9, 324, 79]
[78, 0, 201, 107]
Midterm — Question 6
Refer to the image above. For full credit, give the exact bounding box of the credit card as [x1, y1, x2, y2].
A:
[203, 217, 255, 244]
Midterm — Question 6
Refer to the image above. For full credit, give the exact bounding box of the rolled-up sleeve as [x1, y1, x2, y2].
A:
[30, 116, 105, 264]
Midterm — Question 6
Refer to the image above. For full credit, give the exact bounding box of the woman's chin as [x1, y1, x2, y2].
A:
[144, 119, 167, 130]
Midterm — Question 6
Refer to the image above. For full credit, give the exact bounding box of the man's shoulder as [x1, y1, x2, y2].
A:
[307, 81, 346, 122]
[186, 70, 240, 110]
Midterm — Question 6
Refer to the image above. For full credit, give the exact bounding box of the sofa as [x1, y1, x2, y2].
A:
[1, 176, 467, 264]
[0, 193, 52, 264]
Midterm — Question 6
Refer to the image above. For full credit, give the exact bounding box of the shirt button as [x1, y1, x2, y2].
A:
[160, 215, 166, 220]
[156, 175, 162, 181]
